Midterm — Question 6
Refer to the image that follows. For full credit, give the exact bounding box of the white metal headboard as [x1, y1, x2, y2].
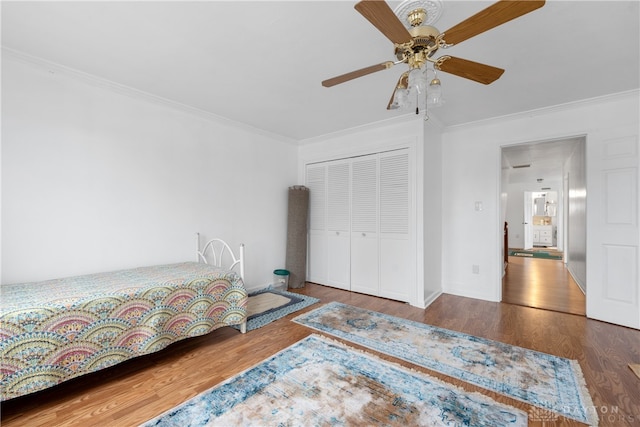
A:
[195, 233, 245, 280]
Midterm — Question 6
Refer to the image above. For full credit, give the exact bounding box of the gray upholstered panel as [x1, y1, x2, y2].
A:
[285, 186, 309, 288]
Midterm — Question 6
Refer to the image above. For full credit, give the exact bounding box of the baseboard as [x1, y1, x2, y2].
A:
[443, 284, 499, 302]
[566, 265, 586, 294]
[245, 284, 269, 294]
[423, 289, 442, 308]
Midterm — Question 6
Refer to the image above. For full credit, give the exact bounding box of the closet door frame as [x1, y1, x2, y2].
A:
[300, 130, 423, 308]
[304, 146, 416, 304]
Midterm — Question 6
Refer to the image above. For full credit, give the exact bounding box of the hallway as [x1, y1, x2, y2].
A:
[502, 255, 586, 316]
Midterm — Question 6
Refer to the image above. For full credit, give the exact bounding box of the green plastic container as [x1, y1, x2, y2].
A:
[273, 269, 290, 290]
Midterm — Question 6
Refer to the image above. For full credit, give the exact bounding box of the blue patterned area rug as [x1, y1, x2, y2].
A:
[141, 334, 527, 426]
[293, 302, 598, 426]
[232, 288, 319, 332]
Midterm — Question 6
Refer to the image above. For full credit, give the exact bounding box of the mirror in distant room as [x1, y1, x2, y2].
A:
[534, 197, 546, 216]
[546, 202, 557, 217]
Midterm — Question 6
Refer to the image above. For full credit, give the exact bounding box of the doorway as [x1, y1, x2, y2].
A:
[500, 137, 586, 315]
[502, 256, 585, 315]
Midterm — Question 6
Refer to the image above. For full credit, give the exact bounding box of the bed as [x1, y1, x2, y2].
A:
[0, 234, 247, 401]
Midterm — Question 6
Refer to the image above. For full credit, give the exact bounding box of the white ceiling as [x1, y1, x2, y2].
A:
[502, 137, 582, 185]
[2, 1, 639, 142]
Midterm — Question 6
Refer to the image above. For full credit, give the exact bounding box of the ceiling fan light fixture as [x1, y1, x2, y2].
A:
[427, 70, 443, 107]
[390, 87, 410, 110]
[396, 65, 442, 117]
[427, 81, 442, 107]
[408, 67, 428, 95]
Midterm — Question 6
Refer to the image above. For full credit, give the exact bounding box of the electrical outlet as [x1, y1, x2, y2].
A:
[472, 265, 480, 274]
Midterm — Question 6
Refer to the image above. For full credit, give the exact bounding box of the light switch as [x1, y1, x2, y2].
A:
[474, 201, 483, 211]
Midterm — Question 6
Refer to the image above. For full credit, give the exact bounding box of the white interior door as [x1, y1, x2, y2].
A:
[350, 154, 379, 295]
[523, 191, 533, 249]
[306, 164, 327, 284]
[586, 129, 639, 329]
[379, 150, 412, 302]
[326, 161, 351, 290]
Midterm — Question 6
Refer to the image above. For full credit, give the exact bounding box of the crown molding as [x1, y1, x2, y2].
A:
[2, 47, 298, 145]
[6, 46, 635, 145]
[445, 89, 640, 132]
[298, 112, 428, 146]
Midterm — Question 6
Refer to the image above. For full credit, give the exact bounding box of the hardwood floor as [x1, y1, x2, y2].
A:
[503, 255, 586, 316]
[2, 284, 639, 426]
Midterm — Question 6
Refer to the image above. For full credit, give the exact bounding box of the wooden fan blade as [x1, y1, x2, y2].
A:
[354, 0, 413, 45]
[436, 56, 505, 85]
[443, 0, 545, 46]
[322, 61, 394, 87]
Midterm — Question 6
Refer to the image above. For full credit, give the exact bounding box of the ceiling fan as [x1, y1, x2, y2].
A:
[322, 0, 545, 111]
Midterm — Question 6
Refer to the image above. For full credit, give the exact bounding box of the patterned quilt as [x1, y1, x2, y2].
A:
[0, 262, 247, 401]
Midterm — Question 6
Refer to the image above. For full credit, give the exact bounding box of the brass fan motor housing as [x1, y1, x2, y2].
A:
[395, 24, 440, 68]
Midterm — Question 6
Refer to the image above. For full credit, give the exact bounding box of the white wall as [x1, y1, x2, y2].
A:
[441, 91, 639, 326]
[565, 140, 587, 291]
[423, 118, 443, 305]
[1, 54, 297, 290]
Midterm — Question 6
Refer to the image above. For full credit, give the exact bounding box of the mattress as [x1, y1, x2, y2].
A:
[0, 262, 247, 400]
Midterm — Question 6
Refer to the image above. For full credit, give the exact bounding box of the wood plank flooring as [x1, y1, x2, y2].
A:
[503, 255, 586, 316]
[2, 284, 639, 426]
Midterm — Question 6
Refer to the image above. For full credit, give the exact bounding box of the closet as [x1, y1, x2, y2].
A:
[305, 148, 413, 302]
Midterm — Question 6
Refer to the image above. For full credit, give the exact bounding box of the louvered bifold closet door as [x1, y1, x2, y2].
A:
[305, 163, 327, 284]
[379, 150, 412, 302]
[326, 160, 351, 290]
[350, 154, 379, 295]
